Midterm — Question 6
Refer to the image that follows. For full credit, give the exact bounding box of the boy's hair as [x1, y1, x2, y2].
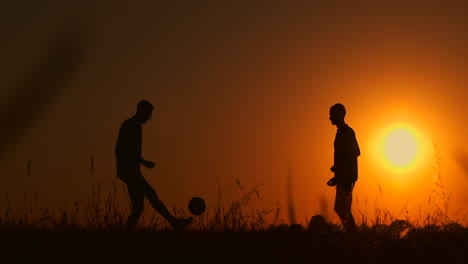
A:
[137, 100, 153, 112]
[330, 103, 346, 118]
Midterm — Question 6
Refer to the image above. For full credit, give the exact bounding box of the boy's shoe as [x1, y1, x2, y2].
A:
[172, 217, 193, 231]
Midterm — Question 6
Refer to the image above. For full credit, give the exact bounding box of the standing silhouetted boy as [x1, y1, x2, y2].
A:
[327, 103, 360, 232]
[115, 100, 192, 230]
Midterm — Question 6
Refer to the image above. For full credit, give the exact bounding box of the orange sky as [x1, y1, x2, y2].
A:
[1, 1, 468, 225]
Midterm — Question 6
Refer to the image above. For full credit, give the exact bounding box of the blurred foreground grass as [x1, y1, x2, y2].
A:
[0, 178, 467, 263]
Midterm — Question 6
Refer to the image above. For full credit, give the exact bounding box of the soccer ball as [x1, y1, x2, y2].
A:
[188, 197, 206, 216]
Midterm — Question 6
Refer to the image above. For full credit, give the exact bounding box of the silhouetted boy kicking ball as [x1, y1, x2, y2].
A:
[115, 100, 192, 230]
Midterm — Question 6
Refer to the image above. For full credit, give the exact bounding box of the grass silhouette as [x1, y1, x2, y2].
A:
[0, 177, 279, 232]
[1, 181, 467, 263]
[1, 148, 467, 262]
[1, 179, 467, 263]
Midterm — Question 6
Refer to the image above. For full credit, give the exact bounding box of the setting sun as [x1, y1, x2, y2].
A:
[384, 128, 417, 167]
[377, 123, 427, 173]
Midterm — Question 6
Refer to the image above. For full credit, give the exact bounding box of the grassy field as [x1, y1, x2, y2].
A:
[1, 218, 467, 263]
[1, 179, 468, 263]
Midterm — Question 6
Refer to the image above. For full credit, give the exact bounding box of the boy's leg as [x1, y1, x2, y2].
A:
[334, 183, 356, 231]
[125, 182, 145, 230]
[139, 177, 192, 230]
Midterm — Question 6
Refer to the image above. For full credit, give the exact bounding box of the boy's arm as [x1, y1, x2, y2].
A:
[141, 159, 155, 169]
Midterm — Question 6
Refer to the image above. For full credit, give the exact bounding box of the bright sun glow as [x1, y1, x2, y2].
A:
[368, 120, 432, 190]
[380, 124, 423, 172]
[384, 129, 417, 167]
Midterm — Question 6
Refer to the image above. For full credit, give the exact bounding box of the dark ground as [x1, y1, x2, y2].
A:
[1, 229, 467, 263]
